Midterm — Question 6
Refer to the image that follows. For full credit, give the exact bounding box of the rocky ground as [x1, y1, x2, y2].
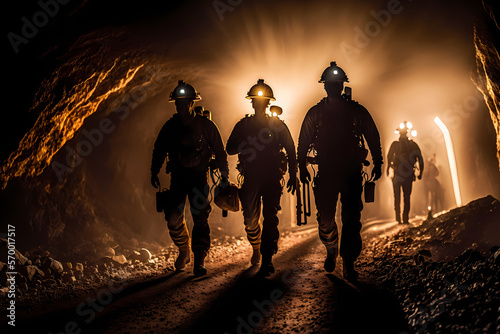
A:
[1, 196, 499, 333]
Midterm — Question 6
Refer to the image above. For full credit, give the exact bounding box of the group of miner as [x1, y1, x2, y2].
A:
[150, 61, 428, 280]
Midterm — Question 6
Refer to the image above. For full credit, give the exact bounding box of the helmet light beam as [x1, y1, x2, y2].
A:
[434, 116, 462, 207]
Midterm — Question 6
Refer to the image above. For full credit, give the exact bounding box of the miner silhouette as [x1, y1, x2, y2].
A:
[386, 122, 424, 224]
[297, 62, 383, 281]
[151, 80, 229, 277]
[226, 79, 297, 277]
[423, 154, 444, 212]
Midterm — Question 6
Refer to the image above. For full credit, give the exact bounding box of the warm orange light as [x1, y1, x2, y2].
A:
[434, 116, 462, 206]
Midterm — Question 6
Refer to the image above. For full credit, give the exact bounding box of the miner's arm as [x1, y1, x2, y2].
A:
[281, 122, 298, 177]
[150, 122, 169, 188]
[207, 120, 230, 179]
[279, 121, 298, 194]
[226, 120, 244, 156]
[386, 142, 397, 175]
[297, 107, 318, 164]
[359, 106, 383, 180]
[414, 142, 424, 179]
[297, 106, 319, 184]
[360, 107, 383, 167]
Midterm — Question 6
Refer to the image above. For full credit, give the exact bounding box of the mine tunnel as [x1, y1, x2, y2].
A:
[1, 0, 500, 333]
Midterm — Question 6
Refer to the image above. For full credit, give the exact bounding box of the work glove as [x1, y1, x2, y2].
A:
[371, 163, 382, 181]
[151, 174, 160, 189]
[287, 174, 297, 195]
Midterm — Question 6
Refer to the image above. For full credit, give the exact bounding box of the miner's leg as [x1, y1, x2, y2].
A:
[402, 178, 413, 224]
[393, 177, 402, 223]
[313, 176, 340, 273]
[188, 180, 211, 277]
[165, 180, 191, 271]
[259, 178, 283, 277]
[239, 178, 263, 266]
[339, 173, 363, 281]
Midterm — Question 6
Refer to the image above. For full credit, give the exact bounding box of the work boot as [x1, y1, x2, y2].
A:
[343, 259, 359, 282]
[258, 252, 274, 277]
[193, 251, 207, 277]
[250, 248, 261, 266]
[324, 248, 338, 273]
[174, 247, 191, 271]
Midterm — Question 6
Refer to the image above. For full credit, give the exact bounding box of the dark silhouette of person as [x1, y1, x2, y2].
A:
[423, 153, 443, 212]
[151, 80, 229, 277]
[298, 62, 383, 281]
[226, 79, 297, 277]
[386, 122, 424, 224]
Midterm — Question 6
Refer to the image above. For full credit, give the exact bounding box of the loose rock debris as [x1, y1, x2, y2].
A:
[1, 196, 499, 333]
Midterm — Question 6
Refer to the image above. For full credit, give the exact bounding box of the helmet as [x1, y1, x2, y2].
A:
[319, 61, 349, 83]
[269, 105, 282, 117]
[169, 80, 201, 102]
[246, 79, 276, 101]
[214, 182, 240, 212]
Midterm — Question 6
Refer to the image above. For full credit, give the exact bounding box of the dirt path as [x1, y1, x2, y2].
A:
[10, 227, 408, 334]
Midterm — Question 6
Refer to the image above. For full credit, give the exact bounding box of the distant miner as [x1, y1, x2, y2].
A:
[297, 62, 383, 281]
[226, 79, 297, 277]
[423, 153, 444, 213]
[386, 121, 424, 224]
[150, 80, 229, 277]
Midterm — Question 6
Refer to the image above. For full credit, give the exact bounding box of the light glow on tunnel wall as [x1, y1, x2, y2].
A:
[434, 116, 462, 207]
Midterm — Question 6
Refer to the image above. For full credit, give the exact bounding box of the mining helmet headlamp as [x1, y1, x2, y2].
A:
[169, 80, 201, 102]
[319, 61, 349, 83]
[396, 121, 417, 136]
[270, 105, 282, 117]
[246, 79, 276, 101]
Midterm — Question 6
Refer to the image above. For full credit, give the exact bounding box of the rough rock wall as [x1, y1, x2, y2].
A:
[473, 0, 500, 169]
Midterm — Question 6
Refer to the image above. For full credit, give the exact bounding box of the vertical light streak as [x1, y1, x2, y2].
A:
[434, 116, 462, 207]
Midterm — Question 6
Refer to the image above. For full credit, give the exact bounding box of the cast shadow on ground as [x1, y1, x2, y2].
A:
[183, 236, 320, 334]
[10, 270, 185, 332]
[326, 274, 409, 334]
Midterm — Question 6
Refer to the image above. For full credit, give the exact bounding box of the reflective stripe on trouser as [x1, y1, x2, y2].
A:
[164, 171, 211, 253]
[392, 176, 413, 223]
[239, 175, 282, 255]
[313, 172, 363, 261]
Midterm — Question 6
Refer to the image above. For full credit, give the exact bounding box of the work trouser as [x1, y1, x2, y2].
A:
[239, 174, 283, 256]
[313, 171, 363, 262]
[164, 170, 211, 254]
[392, 175, 413, 223]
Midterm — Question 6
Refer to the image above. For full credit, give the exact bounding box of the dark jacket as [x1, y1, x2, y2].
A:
[387, 138, 424, 178]
[298, 97, 382, 172]
[151, 113, 229, 177]
[226, 114, 297, 178]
